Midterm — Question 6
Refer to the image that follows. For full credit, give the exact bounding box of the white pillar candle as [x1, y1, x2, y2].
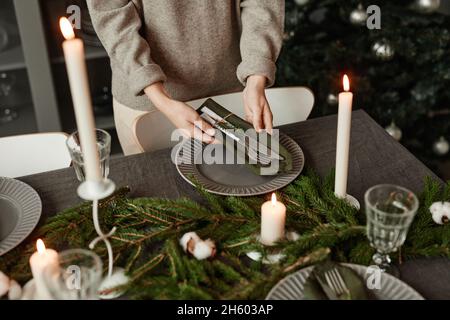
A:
[60, 17, 102, 182]
[261, 194, 286, 246]
[334, 75, 353, 198]
[29, 239, 60, 300]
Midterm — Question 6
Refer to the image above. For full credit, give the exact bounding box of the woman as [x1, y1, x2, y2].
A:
[87, 0, 285, 155]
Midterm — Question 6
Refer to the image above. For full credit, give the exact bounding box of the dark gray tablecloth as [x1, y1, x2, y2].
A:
[18, 110, 450, 299]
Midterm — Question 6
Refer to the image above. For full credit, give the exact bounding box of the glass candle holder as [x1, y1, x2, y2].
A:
[66, 129, 111, 181]
[43, 249, 103, 300]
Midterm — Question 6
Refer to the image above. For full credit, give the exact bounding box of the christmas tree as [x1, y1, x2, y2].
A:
[277, 0, 450, 177]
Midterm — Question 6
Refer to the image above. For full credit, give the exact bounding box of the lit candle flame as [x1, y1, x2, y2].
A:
[36, 239, 46, 254]
[59, 17, 75, 40]
[343, 74, 350, 92]
[271, 193, 277, 205]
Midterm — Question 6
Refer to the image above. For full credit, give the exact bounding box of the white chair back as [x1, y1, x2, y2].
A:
[0, 132, 72, 178]
[133, 86, 315, 152]
[188, 86, 314, 127]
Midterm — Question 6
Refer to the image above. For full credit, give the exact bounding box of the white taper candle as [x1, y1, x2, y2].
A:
[335, 75, 353, 198]
[60, 17, 101, 182]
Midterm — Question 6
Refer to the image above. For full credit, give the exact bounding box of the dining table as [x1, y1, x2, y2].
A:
[17, 109, 450, 300]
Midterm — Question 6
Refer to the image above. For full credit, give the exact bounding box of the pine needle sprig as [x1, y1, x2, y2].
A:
[1, 169, 449, 299]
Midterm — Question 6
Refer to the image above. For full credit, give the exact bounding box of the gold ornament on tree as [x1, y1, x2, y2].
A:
[414, 0, 441, 13]
[283, 30, 295, 41]
[327, 93, 338, 106]
[294, 0, 309, 6]
[433, 136, 450, 156]
[372, 40, 395, 61]
[349, 4, 368, 26]
[385, 121, 402, 141]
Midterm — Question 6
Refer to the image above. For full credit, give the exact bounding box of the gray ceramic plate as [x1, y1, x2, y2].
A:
[0, 177, 42, 256]
[175, 132, 305, 196]
[266, 263, 424, 300]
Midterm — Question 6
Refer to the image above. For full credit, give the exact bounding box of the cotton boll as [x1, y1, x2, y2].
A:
[98, 268, 129, 300]
[430, 201, 450, 224]
[193, 240, 216, 260]
[443, 202, 450, 212]
[441, 202, 450, 223]
[180, 232, 217, 260]
[0, 272, 10, 298]
[430, 201, 445, 214]
[8, 280, 22, 300]
[180, 232, 201, 254]
[203, 239, 216, 258]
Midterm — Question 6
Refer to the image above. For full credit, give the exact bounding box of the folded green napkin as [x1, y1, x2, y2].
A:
[303, 261, 371, 300]
[197, 99, 293, 175]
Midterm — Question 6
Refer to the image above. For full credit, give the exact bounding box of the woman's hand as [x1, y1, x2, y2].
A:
[243, 75, 273, 133]
[145, 83, 215, 143]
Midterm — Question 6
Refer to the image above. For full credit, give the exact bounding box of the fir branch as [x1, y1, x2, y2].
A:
[1, 169, 448, 300]
[283, 247, 331, 273]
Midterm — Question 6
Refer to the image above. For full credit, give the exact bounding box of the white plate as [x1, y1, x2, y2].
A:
[175, 132, 305, 196]
[266, 263, 424, 300]
[0, 177, 42, 256]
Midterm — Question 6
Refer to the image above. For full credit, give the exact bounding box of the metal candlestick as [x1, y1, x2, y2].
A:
[77, 178, 129, 299]
[339, 193, 360, 210]
[77, 179, 116, 201]
[246, 231, 300, 264]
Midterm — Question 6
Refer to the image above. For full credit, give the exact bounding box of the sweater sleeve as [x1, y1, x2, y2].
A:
[236, 0, 285, 87]
[86, 0, 166, 97]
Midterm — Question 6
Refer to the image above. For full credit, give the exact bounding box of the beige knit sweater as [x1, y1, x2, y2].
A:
[86, 0, 285, 111]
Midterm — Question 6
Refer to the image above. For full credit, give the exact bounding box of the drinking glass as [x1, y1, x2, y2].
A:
[365, 184, 419, 271]
[43, 249, 103, 300]
[66, 129, 111, 181]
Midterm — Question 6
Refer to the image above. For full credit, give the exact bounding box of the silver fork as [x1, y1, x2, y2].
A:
[324, 268, 351, 299]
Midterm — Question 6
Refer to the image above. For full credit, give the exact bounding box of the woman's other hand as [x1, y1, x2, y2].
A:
[243, 75, 273, 134]
[145, 83, 215, 143]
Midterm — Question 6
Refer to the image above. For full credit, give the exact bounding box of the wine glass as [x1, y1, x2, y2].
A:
[364, 184, 418, 272]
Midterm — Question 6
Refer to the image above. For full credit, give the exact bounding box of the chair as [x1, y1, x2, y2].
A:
[0, 132, 72, 178]
[133, 86, 315, 152]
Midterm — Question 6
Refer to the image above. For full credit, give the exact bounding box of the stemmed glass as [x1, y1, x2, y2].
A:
[365, 184, 419, 272]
